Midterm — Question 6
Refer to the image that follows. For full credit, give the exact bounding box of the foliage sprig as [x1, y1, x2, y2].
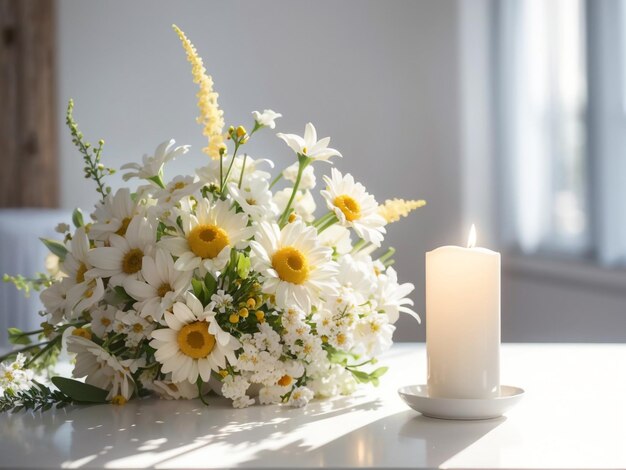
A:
[66, 99, 115, 202]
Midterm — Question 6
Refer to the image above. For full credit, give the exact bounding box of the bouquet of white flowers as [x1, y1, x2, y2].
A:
[0, 26, 425, 411]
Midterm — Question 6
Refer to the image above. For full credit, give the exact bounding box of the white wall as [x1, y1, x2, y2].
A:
[57, 0, 464, 341]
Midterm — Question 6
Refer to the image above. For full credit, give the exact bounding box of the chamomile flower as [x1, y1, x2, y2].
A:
[87, 215, 156, 286]
[274, 188, 316, 223]
[62, 227, 104, 319]
[120, 139, 189, 183]
[150, 294, 240, 384]
[375, 267, 419, 324]
[277, 123, 342, 162]
[66, 335, 138, 400]
[90, 305, 118, 339]
[321, 168, 386, 246]
[282, 162, 316, 190]
[250, 220, 338, 312]
[228, 178, 278, 221]
[90, 188, 144, 241]
[155, 175, 203, 209]
[119, 310, 155, 348]
[287, 385, 314, 407]
[40, 278, 71, 324]
[196, 155, 273, 187]
[124, 249, 192, 321]
[159, 198, 251, 275]
[252, 109, 282, 129]
[149, 375, 199, 400]
[0, 354, 34, 395]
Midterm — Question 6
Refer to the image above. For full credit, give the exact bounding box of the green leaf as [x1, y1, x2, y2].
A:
[40, 238, 68, 261]
[8, 327, 32, 346]
[236, 254, 251, 279]
[204, 273, 217, 297]
[72, 208, 84, 228]
[113, 286, 133, 302]
[349, 370, 371, 384]
[51, 377, 108, 403]
[191, 278, 205, 302]
[370, 366, 389, 379]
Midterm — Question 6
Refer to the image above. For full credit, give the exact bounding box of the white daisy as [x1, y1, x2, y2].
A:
[249, 220, 338, 312]
[252, 109, 282, 129]
[148, 375, 199, 400]
[119, 310, 155, 347]
[196, 154, 273, 187]
[62, 227, 104, 319]
[120, 139, 189, 182]
[277, 123, 342, 162]
[124, 248, 192, 321]
[87, 215, 156, 286]
[287, 385, 314, 407]
[155, 175, 204, 209]
[274, 188, 316, 223]
[149, 293, 240, 384]
[375, 267, 419, 324]
[321, 168, 386, 246]
[90, 188, 144, 241]
[90, 305, 117, 339]
[159, 198, 251, 275]
[283, 162, 316, 190]
[66, 335, 138, 400]
[228, 178, 278, 221]
[0, 354, 34, 395]
[40, 279, 70, 324]
[317, 224, 353, 255]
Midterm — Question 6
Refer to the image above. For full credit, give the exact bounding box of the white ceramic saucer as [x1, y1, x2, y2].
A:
[398, 384, 525, 420]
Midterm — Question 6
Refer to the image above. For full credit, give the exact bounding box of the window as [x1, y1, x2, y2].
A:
[496, 0, 626, 266]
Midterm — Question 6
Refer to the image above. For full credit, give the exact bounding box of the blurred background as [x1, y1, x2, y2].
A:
[1, 0, 625, 345]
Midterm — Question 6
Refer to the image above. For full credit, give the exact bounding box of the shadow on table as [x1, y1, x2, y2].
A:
[0, 393, 386, 468]
[235, 410, 506, 468]
[1, 391, 505, 468]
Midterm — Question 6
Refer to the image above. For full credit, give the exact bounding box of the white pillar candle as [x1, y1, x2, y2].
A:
[426, 225, 500, 399]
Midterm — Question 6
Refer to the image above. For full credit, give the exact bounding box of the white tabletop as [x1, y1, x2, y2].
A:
[1, 343, 625, 469]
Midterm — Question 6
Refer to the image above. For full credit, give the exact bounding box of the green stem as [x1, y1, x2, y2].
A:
[221, 142, 241, 197]
[269, 173, 282, 189]
[312, 211, 335, 228]
[279, 155, 310, 226]
[378, 247, 396, 264]
[0, 341, 52, 364]
[237, 153, 249, 189]
[351, 239, 366, 254]
[24, 338, 59, 368]
[197, 379, 210, 406]
[317, 214, 339, 233]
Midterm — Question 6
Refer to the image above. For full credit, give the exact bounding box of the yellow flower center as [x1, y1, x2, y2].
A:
[173, 181, 186, 191]
[157, 283, 172, 298]
[76, 263, 88, 283]
[333, 195, 361, 222]
[100, 317, 111, 327]
[122, 248, 144, 274]
[245, 198, 257, 206]
[177, 322, 216, 359]
[132, 323, 144, 333]
[188, 224, 230, 259]
[111, 395, 127, 405]
[271, 246, 309, 285]
[72, 328, 92, 340]
[277, 375, 293, 387]
[116, 217, 132, 236]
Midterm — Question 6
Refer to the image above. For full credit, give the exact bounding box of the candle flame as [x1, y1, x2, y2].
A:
[467, 224, 477, 248]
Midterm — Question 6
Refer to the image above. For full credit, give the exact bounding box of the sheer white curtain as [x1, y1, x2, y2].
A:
[496, 0, 590, 257]
[497, 0, 626, 267]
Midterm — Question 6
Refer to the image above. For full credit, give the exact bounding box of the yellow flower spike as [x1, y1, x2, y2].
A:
[378, 198, 427, 224]
[111, 395, 127, 406]
[71, 328, 92, 341]
[255, 311, 265, 323]
[238, 307, 249, 318]
[173, 25, 226, 159]
[229, 313, 240, 323]
[246, 298, 256, 309]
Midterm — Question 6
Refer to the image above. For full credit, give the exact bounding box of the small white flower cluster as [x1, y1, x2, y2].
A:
[0, 354, 34, 396]
[2, 29, 424, 410]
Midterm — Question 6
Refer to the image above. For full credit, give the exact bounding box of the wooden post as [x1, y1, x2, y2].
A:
[0, 0, 58, 208]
